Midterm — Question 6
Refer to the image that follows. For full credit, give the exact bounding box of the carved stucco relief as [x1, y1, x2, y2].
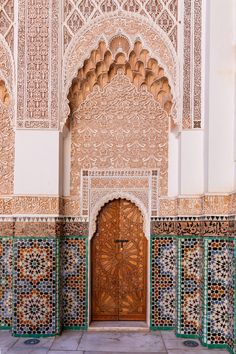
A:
[182, 0, 202, 129]
[229, 193, 236, 215]
[0, 42, 14, 199]
[70, 71, 168, 203]
[159, 195, 234, 217]
[0, 93, 14, 196]
[13, 196, 60, 215]
[0, 0, 14, 53]
[63, 0, 178, 53]
[204, 195, 231, 216]
[0, 37, 14, 103]
[17, 0, 59, 128]
[0, 195, 234, 216]
[13, 1, 203, 130]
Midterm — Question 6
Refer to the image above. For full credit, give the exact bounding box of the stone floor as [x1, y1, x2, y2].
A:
[0, 330, 229, 354]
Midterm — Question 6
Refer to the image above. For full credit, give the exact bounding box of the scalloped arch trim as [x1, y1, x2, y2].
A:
[62, 14, 179, 130]
[89, 191, 150, 239]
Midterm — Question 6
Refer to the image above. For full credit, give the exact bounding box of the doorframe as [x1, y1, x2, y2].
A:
[87, 194, 151, 328]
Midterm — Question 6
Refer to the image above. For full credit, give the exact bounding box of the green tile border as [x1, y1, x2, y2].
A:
[0, 326, 11, 330]
[12, 333, 57, 338]
[202, 238, 208, 344]
[56, 237, 61, 334]
[175, 333, 201, 339]
[62, 325, 87, 330]
[149, 235, 153, 329]
[176, 238, 182, 334]
[150, 326, 175, 331]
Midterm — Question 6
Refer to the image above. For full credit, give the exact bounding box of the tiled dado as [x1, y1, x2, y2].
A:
[151, 235, 236, 354]
[151, 217, 235, 354]
[0, 194, 236, 216]
[0, 219, 89, 336]
[0, 233, 88, 336]
[0, 219, 235, 354]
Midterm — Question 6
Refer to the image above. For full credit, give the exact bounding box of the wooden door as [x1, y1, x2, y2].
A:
[91, 199, 147, 321]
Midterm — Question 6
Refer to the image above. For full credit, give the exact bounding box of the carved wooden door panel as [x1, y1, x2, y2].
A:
[118, 199, 147, 320]
[91, 199, 120, 320]
[91, 199, 147, 321]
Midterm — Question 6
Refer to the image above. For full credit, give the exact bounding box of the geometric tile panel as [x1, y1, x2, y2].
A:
[176, 238, 203, 335]
[206, 239, 232, 346]
[0, 237, 13, 328]
[12, 238, 60, 336]
[151, 236, 176, 329]
[61, 237, 87, 329]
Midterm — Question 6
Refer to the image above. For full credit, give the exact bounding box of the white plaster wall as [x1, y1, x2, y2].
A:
[180, 130, 204, 195]
[206, 0, 235, 193]
[14, 130, 60, 195]
[62, 127, 71, 196]
[168, 131, 179, 196]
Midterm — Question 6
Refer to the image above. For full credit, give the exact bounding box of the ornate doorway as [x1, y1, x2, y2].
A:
[91, 199, 147, 321]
